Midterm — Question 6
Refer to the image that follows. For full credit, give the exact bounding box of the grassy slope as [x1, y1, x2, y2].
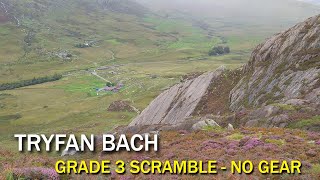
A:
[0, 0, 245, 152]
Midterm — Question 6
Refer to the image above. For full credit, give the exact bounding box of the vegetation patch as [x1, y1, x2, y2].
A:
[208, 46, 230, 56]
[309, 164, 320, 174]
[0, 93, 13, 100]
[202, 125, 224, 132]
[288, 116, 320, 131]
[7, 168, 60, 180]
[272, 103, 297, 111]
[194, 69, 243, 115]
[265, 139, 285, 146]
[227, 133, 244, 140]
[0, 114, 21, 123]
[0, 74, 62, 91]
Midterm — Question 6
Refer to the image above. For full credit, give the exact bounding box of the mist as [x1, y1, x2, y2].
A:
[137, 0, 320, 25]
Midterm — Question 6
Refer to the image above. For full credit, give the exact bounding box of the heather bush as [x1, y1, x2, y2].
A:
[225, 148, 237, 156]
[201, 140, 223, 150]
[11, 168, 60, 180]
[164, 152, 176, 159]
[307, 132, 320, 140]
[131, 155, 151, 161]
[2, 127, 320, 179]
[177, 130, 189, 135]
[242, 138, 264, 150]
[227, 141, 239, 149]
[262, 143, 278, 151]
[267, 135, 282, 140]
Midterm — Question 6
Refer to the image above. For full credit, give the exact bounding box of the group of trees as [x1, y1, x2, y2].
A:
[0, 74, 62, 91]
[208, 46, 230, 56]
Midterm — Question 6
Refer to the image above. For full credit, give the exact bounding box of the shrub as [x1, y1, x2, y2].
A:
[208, 46, 231, 56]
[106, 82, 116, 87]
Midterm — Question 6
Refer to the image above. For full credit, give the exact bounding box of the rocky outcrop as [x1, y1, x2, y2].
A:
[230, 15, 320, 111]
[126, 15, 320, 131]
[129, 69, 225, 126]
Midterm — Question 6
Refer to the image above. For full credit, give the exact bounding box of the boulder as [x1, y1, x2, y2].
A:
[245, 105, 281, 121]
[227, 124, 235, 131]
[130, 69, 225, 126]
[206, 119, 220, 127]
[285, 99, 310, 106]
[192, 121, 208, 131]
[61, 148, 77, 157]
[268, 114, 289, 126]
[245, 119, 259, 127]
[192, 119, 220, 131]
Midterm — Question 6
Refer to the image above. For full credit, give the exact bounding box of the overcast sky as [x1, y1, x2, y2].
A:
[298, 0, 320, 4]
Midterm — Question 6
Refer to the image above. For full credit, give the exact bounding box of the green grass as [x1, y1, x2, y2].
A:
[265, 139, 285, 146]
[56, 76, 105, 94]
[288, 116, 320, 129]
[272, 103, 297, 111]
[310, 164, 320, 174]
[227, 133, 245, 140]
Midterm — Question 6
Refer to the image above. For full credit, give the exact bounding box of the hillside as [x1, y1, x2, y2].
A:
[0, 0, 173, 83]
[0, 0, 318, 148]
[0, 0, 247, 153]
[128, 14, 320, 132]
[1, 0, 319, 84]
[0, 0, 318, 146]
[230, 15, 320, 110]
[0, 1, 320, 179]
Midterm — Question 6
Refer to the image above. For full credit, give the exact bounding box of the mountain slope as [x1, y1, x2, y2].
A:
[127, 14, 320, 131]
[230, 15, 320, 110]
[0, 0, 177, 83]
